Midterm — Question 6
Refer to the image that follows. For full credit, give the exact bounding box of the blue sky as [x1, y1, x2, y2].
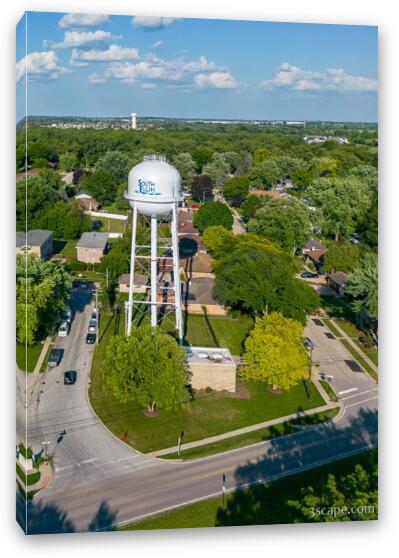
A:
[16, 12, 378, 122]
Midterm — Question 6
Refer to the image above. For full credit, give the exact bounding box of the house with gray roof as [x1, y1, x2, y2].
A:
[76, 232, 109, 263]
[16, 230, 53, 259]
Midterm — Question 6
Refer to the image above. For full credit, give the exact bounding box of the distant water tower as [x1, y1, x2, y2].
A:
[124, 155, 183, 343]
[131, 112, 137, 130]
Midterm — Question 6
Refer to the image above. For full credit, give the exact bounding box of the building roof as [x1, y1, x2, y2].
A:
[74, 192, 93, 199]
[326, 271, 349, 286]
[16, 230, 52, 248]
[303, 238, 326, 251]
[306, 249, 327, 263]
[185, 346, 234, 366]
[77, 232, 108, 250]
[181, 252, 214, 274]
[248, 189, 288, 199]
[118, 273, 148, 286]
[182, 277, 218, 305]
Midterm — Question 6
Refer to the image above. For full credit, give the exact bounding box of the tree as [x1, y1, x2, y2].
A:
[346, 253, 378, 318]
[202, 153, 230, 186]
[16, 173, 63, 230]
[102, 325, 190, 413]
[98, 242, 130, 282]
[202, 226, 237, 259]
[277, 280, 320, 325]
[223, 176, 250, 207]
[190, 174, 213, 202]
[214, 245, 295, 316]
[253, 147, 274, 164]
[59, 152, 77, 172]
[323, 241, 361, 274]
[307, 177, 371, 241]
[193, 201, 233, 234]
[242, 312, 308, 390]
[172, 152, 195, 182]
[308, 157, 338, 178]
[359, 190, 378, 247]
[94, 150, 132, 183]
[248, 197, 311, 256]
[80, 170, 118, 204]
[241, 195, 265, 222]
[35, 201, 91, 239]
[16, 255, 72, 344]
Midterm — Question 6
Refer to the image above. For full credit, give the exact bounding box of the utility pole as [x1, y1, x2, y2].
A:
[42, 440, 50, 462]
[95, 288, 99, 344]
[222, 474, 226, 506]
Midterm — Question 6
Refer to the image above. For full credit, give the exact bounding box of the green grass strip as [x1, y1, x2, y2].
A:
[323, 319, 342, 338]
[340, 339, 378, 381]
[319, 380, 339, 402]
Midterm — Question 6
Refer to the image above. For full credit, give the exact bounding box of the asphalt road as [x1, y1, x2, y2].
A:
[19, 306, 378, 534]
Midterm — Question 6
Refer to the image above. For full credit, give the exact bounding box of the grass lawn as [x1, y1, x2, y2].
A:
[89, 312, 325, 453]
[16, 463, 41, 486]
[100, 204, 128, 215]
[208, 314, 254, 355]
[92, 217, 126, 234]
[120, 449, 377, 529]
[58, 239, 76, 257]
[340, 339, 378, 381]
[39, 344, 52, 373]
[319, 379, 339, 402]
[322, 319, 342, 338]
[16, 343, 42, 372]
[335, 318, 363, 338]
[354, 339, 378, 366]
[162, 408, 340, 461]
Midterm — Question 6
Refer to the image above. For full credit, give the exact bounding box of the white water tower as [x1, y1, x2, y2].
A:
[130, 112, 137, 130]
[124, 155, 183, 343]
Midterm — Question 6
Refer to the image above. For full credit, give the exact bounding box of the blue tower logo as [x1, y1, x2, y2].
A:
[137, 179, 160, 195]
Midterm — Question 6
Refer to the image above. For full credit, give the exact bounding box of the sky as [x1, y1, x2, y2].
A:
[16, 12, 378, 122]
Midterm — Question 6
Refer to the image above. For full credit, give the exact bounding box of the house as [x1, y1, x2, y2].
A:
[302, 239, 326, 253]
[76, 232, 109, 263]
[118, 273, 148, 294]
[185, 346, 237, 392]
[248, 189, 288, 200]
[74, 193, 100, 212]
[182, 277, 226, 316]
[326, 271, 349, 295]
[16, 230, 53, 259]
[180, 252, 214, 279]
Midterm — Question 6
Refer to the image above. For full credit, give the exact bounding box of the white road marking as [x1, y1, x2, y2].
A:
[55, 458, 97, 472]
[338, 387, 358, 395]
[341, 388, 378, 401]
[344, 396, 378, 409]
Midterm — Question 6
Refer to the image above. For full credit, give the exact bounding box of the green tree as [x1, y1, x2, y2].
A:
[172, 152, 195, 182]
[16, 173, 63, 230]
[35, 201, 91, 239]
[193, 201, 233, 234]
[242, 312, 308, 390]
[346, 253, 378, 318]
[241, 195, 265, 222]
[16, 255, 72, 344]
[253, 147, 274, 164]
[202, 153, 230, 186]
[359, 190, 378, 247]
[202, 226, 237, 259]
[223, 176, 250, 207]
[102, 325, 190, 413]
[307, 177, 371, 241]
[277, 280, 320, 326]
[59, 152, 77, 172]
[323, 241, 361, 274]
[248, 197, 311, 256]
[94, 150, 132, 182]
[81, 170, 118, 204]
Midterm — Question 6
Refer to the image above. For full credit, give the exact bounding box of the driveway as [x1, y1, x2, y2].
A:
[28, 284, 156, 495]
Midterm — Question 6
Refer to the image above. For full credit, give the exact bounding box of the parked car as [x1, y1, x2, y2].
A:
[62, 307, 72, 323]
[86, 333, 96, 344]
[48, 348, 63, 367]
[88, 319, 97, 333]
[64, 370, 77, 385]
[58, 320, 70, 337]
[304, 337, 314, 350]
[301, 271, 318, 279]
[80, 281, 88, 289]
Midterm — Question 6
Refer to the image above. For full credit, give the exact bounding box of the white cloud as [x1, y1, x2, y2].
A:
[71, 44, 139, 66]
[16, 51, 67, 82]
[260, 62, 377, 92]
[59, 13, 110, 28]
[132, 16, 178, 31]
[140, 82, 156, 89]
[151, 40, 163, 50]
[195, 71, 238, 90]
[45, 30, 118, 49]
[88, 73, 106, 85]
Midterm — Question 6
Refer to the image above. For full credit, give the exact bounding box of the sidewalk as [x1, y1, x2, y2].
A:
[320, 310, 378, 375]
[149, 400, 340, 457]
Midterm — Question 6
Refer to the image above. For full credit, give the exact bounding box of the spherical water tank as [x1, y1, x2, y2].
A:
[125, 155, 181, 217]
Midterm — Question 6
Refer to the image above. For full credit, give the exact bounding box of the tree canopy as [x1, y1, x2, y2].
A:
[242, 312, 309, 390]
[190, 174, 213, 202]
[35, 201, 91, 239]
[103, 325, 190, 413]
[248, 197, 311, 255]
[193, 201, 233, 234]
[223, 175, 250, 207]
[323, 241, 361, 274]
[346, 252, 378, 318]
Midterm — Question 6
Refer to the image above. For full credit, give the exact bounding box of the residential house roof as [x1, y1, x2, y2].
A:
[16, 230, 52, 248]
[248, 189, 288, 199]
[182, 277, 218, 305]
[306, 249, 327, 263]
[181, 252, 214, 274]
[303, 238, 326, 251]
[77, 232, 108, 250]
[326, 271, 349, 286]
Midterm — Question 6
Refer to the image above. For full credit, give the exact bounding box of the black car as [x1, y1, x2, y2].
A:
[64, 371, 77, 385]
[301, 271, 318, 279]
[86, 333, 96, 344]
[48, 348, 63, 367]
[304, 337, 314, 350]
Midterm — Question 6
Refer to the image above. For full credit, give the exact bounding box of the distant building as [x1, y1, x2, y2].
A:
[118, 273, 148, 294]
[286, 121, 306, 127]
[302, 239, 327, 273]
[76, 232, 109, 263]
[248, 188, 289, 200]
[74, 193, 100, 212]
[131, 112, 137, 130]
[302, 239, 327, 253]
[304, 135, 349, 145]
[185, 346, 237, 392]
[326, 271, 349, 295]
[16, 230, 53, 259]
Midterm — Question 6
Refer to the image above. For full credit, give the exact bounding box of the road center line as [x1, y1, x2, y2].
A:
[338, 387, 358, 395]
[341, 388, 378, 400]
[344, 396, 378, 409]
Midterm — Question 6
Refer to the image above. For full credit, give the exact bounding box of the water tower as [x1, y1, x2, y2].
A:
[124, 155, 183, 343]
[130, 112, 137, 130]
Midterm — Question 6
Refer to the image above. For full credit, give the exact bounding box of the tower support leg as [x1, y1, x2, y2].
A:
[127, 204, 138, 336]
[150, 216, 158, 328]
[172, 204, 183, 344]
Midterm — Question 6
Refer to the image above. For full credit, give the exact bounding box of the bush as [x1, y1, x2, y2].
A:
[193, 201, 233, 234]
[66, 260, 86, 272]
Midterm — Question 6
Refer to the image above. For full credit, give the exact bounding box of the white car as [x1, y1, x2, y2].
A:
[58, 320, 70, 337]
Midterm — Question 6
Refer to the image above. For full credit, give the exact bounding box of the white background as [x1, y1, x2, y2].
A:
[1, 0, 397, 555]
